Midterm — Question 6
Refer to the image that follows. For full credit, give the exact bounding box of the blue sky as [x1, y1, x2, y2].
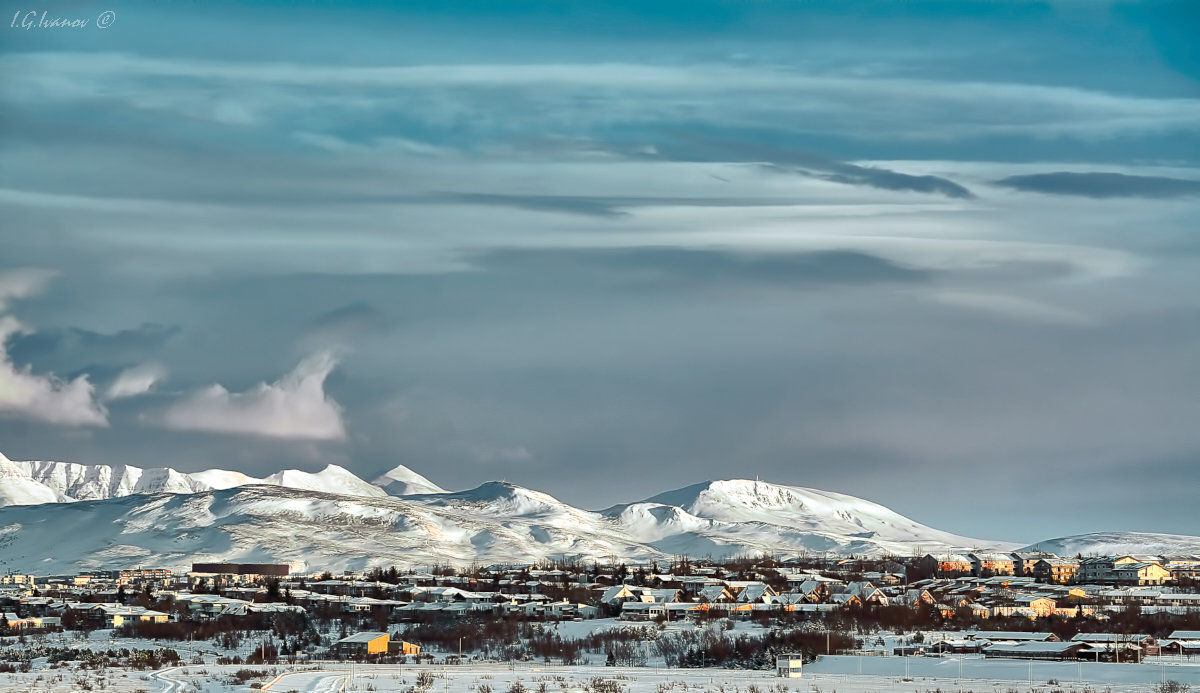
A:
[1, 0, 1198, 542]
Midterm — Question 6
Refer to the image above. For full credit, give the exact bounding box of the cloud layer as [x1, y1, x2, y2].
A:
[2, 1, 1198, 540]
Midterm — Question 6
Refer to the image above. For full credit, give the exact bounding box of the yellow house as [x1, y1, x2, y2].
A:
[335, 632, 390, 656]
[138, 611, 170, 623]
[1113, 563, 1171, 585]
[104, 609, 170, 628]
[3, 614, 42, 628]
[1017, 596, 1056, 617]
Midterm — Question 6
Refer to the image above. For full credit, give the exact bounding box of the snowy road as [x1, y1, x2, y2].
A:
[262, 668, 350, 692]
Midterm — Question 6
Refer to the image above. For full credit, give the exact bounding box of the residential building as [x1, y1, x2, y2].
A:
[1032, 558, 1080, 584]
[969, 553, 1016, 576]
[334, 632, 390, 657]
[1111, 563, 1171, 586]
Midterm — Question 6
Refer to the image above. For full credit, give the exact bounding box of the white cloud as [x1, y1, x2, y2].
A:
[153, 352, 347, 440]
[0, 269, 108, 427]
[0, 315, 109, 427]
[105, 363, 167, 400]
[0, 268, 57, 311]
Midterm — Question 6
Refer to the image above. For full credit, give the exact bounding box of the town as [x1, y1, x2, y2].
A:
[2, 550, 1198, 679]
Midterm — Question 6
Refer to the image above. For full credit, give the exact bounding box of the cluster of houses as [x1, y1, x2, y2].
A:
[1, 553, 1197, 664]
[596, 571, 1195, 622]
[919, 552, 1198, 586]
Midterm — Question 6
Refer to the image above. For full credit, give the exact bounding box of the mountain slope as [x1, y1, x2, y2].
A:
[1020, 531, 1200, 557]
[0, 457, 60, 506]
[0, 485, 656, 573]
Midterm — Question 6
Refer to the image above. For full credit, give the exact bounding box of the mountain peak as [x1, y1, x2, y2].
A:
[264, 466, 387, 498]
[371, 464, 446, 496]
[422, 481, 570, 516]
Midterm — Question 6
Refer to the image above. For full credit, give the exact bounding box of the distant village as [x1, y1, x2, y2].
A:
[2, 551, 1199, 667]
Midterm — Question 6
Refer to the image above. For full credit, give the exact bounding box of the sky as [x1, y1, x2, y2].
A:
[0, 0, 1198, 544]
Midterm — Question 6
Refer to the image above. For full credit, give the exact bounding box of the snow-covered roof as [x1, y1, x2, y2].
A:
[337, 632, 389, 643]
[985, 642, 1082, 654]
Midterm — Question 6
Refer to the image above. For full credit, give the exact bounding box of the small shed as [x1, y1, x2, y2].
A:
[776, 653, 803, 678]
[388, 640, 422, 656]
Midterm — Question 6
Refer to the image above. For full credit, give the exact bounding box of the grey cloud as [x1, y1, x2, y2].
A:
[644, 134, 975, 198]
[431, 192, 631, 218]
[792, 166, 975, 199]
[471, 247, 933, 288]
[310, 301, 388, 333]
[10, 323, 179, 355]
[8, 323, 181, 376]
[994, 172, 1200, 198]
[431, 192, 867, 218]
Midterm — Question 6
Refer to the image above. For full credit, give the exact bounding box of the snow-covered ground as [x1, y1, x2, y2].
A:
[3, 659, 1197, 693]
[3, 623, 1199, 693]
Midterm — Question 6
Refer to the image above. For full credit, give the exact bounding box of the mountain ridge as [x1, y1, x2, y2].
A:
[2, 450, 1193, 572]
[0, 449, 1023, 571]
[0, 454, 419, 506]
[1018, 531, 1200, 558]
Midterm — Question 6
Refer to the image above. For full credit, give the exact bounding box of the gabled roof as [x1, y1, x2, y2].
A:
[1071, 633, 1155, 643]
[337, 631, 389, 644]
[601, 584, 635, 603]
[972, 631, 1057, 641]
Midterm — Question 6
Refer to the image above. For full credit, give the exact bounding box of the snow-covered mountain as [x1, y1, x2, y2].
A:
[0, 450, 1018, 571]
[0, 450, 411, 506]
[1019, 531, 1200, 557]
[602, 479, 1008, 558]
[0, 484, 648, 574]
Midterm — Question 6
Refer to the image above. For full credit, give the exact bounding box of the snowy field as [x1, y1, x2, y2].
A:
[3, 623, 1199, 693]
[2, 655, 1199, 693]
